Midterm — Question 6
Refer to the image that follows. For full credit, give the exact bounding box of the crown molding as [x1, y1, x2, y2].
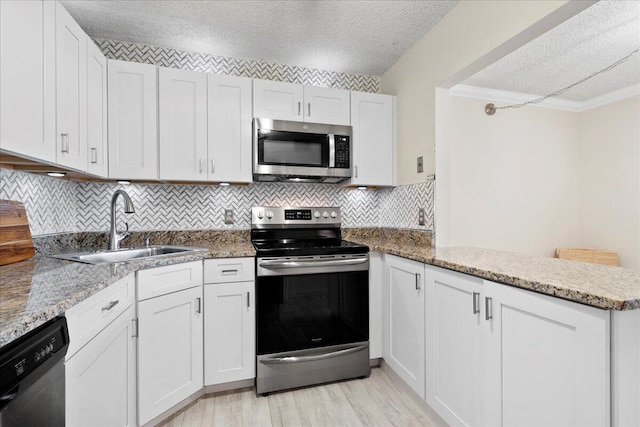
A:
[450, 84, 639, 112]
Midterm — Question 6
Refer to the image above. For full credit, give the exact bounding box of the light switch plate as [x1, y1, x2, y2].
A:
[417, 156, 424, 173]
[224, 209, 234, 224]
[418, 208, 425, 226]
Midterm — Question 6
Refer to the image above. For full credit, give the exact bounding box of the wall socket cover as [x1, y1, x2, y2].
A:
[418, 208, 425, 226]
[417, 156, 424, 173]
[224, 209, 234, 224]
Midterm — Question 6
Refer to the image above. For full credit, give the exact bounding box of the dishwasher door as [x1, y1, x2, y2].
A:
[0, 317, 69, 427]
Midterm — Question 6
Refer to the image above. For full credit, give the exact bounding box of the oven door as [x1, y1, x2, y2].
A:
[256, 254, 369, 355]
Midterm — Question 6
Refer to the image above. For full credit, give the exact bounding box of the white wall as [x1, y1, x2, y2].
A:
[437, 94, 640, 270]
[578, 96, 640, 270]
[381, 0, 586, 185]
[442, 95, 583, 257]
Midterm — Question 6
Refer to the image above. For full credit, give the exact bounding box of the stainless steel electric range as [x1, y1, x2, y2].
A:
[251, 206, 370, 395]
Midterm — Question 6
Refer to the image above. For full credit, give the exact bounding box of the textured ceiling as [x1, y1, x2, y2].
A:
[60, 0, 457, 76]
[463, 1, 640, 102]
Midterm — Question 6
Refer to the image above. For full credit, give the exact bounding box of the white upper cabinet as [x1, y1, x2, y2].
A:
[108, 59, 158, 180]
[55, 1, 87, 172]
[158, 67, 208, 181]
[208, 74, 253, 183]
[253, 79, 304, 122]
[0, 0, 56, 163]
[303, 85, 350, 125]
[86, 41, 108, 178]
[350, 92, 395, 187]
[253, 79, 350, 125]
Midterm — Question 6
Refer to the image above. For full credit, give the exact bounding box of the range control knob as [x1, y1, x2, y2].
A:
[266, 211, 273, 219]
[314, 211, 321, 219]
[322, 211, 329, 219]
[330, 211, 337, 219]
[257, 211, 264, 219]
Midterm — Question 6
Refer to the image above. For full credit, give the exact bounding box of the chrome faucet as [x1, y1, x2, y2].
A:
[109, 190, 135, 250]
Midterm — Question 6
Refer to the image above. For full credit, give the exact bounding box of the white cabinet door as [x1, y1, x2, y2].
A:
[303, 86, 350, 125]
[55, 1, 87, 171]
[425, 266, 484, 427]
[384, 254, 425, 398]
[138, 285, 204, 426]
[0, 0, 56, 162]
[204, 281, 255, 385]
[66, 304, 136, 427]
[350, 92, 394, 186]
[108, 59, 158, 180]
[208, 74, 253, 183]
[483, 280, 610, 427]
[369, 251, 383, 359]
[86, 41, 108, 177]
[158, 67, 208, 181]
[253, 79, 304, 122]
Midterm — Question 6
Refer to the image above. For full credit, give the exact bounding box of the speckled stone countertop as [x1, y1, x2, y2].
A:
[344, 230, 640, 311]
[1, 232, 255, 348]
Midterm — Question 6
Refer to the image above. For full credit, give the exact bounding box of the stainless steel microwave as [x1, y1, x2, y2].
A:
[253, 118, 352, 183]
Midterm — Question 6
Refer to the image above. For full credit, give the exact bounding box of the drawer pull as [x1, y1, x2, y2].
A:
[102, 300, 119, 313]
[485, 297, 493, 321]
[473, 292, 480, 314]
[415, 273, 421, 290]
[221, 269, 239, 275]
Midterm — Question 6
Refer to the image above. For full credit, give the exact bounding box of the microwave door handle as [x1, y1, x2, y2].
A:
[328, 134, 335, 168]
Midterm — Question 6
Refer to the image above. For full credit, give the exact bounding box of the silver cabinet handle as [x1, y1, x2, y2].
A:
[297, 101, 301, 116]
[415, 273, 421, 290]
[354, 165, 358, 178]
[196, 297, 201, 314]
[473, 292, 480, 314]
[247, 291, 250, 308]
[102, 300, 119, 313]
[308, 102, 311, 116]
[199, 158, 203, 173]
[61, 133, 69, 153]
[90, 147, 97, 164]
[221, 269, 238, 275]
[132, 318, 138, 338]
[211, 159, 215, 173]
[485, 297, 493, 320]
[260, 344, 367, 364]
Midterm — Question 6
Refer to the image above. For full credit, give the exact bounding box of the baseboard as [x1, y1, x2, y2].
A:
[204, 378, 255, 394]
[370, 358, 381, 367]
[141, 388, 204, 427]
[380, 360, 449, 427]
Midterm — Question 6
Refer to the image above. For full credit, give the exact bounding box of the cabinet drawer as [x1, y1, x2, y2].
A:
[204, 258, 254, 283]
[66, 273, 134, 359]
[137, 260, 203, 301]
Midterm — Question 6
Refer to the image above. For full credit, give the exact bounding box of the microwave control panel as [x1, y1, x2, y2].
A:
[334, 136, 350, 169]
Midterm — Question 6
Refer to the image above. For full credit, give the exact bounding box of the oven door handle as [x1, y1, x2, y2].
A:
[259, 258, 367, 269]
[260, 344, 367, 364]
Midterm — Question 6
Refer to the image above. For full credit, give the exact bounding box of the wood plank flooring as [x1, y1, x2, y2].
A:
[157, 368, 435, 427]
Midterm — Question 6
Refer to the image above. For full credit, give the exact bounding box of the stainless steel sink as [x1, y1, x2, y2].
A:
[52, 245, 208, 265]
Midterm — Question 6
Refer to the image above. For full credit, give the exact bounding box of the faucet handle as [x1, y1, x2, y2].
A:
[144, 237, 150, 247]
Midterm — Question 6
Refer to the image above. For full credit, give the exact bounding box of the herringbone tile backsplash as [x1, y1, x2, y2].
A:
[1, 168, 433, 236]
[95, 39, 380, 93]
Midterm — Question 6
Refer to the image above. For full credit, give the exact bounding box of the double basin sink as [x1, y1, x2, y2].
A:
[52, 245, 208, 265]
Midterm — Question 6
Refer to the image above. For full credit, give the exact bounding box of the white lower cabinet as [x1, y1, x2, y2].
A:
[204, 281, 255, 385]
[137, 263, 204, 426]
[483, 279, 610, 427]
[66, 304, 137, 427]
[423, 264, 610, 427]
[383, 254, 425, 399]
[425, 266, 484, 427]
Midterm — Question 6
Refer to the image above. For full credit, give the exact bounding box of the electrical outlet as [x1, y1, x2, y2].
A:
[224, 209, 234, 224]
[418, 208, 425, 226]
[417, 156, 424, 173]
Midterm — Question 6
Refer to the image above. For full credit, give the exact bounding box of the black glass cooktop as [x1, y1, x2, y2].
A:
[252, 239, 369, 257]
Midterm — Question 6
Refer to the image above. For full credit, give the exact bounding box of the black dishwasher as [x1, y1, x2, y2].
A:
[0, 317, 69, 427]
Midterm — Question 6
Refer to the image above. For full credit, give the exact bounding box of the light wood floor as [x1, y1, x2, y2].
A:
[157, 367, 436, 427]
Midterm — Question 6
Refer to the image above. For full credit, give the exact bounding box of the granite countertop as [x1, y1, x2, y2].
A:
[0, 238, 255, 348]
[345, 235, 640, 311]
